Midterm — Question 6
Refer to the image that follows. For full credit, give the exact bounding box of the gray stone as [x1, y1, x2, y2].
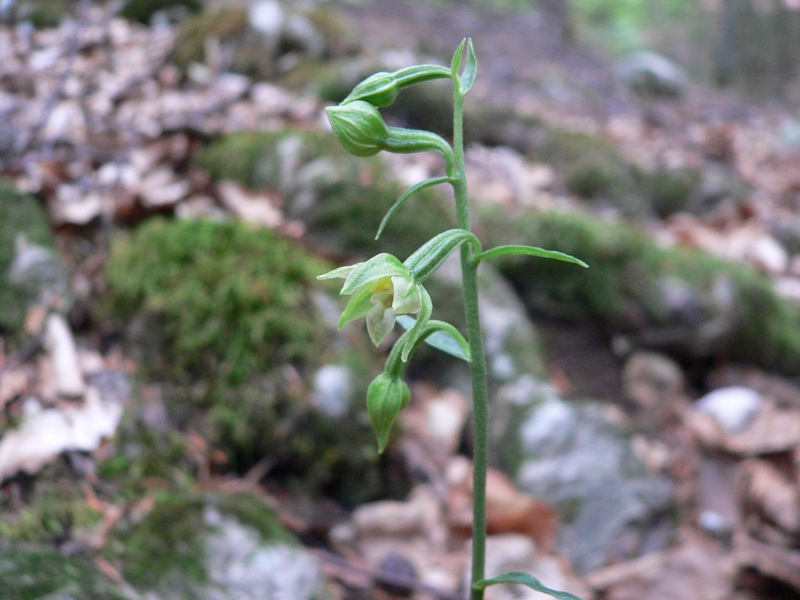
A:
[617, 51, 689, 98]
[116, 492, 331, 600]
[516, 396, 675, 574]
[695, 386, 763, 434]
[8, 234, 68, 312]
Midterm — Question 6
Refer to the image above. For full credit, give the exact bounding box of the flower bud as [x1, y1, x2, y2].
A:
[366, 372, 411, 453]
[325, 101, 388, 157]
[343, 72, 399, 108]
[343, 65, 453, 108]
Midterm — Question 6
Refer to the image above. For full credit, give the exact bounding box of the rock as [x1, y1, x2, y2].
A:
[7, 235, 68, 312]
[622, 351, 685, 410]
[174, 4, 351, 80]
[377, 552, 417, 597]
[1, 181, 67, 335]
[616, 51, 688, 98]
[481, 207, 800, 375]
[694, 386, 762, 434]
[196, 129, 455, 260]
[516, 396, 675, 574]
[688, 398, 800, 456]
[111, 491, 331, 600]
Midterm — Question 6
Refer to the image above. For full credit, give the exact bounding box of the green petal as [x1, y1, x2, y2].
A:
[391, 276, 422, 315]
[340, 253, 409, 296]
[366, 300, 396, 346]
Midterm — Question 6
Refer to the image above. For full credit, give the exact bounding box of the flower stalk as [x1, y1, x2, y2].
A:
[322, 38, 586, 600]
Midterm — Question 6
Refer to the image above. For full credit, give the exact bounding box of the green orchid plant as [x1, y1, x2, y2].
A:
[320, 39, 586, 600]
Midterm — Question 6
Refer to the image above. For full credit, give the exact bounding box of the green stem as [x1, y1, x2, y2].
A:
[452, 81, 489, 600]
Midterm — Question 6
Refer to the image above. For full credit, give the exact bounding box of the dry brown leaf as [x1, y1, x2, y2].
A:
[740, 459, 800, 533]
[446, 456, 558, 553]
[217, 180, 283, 228]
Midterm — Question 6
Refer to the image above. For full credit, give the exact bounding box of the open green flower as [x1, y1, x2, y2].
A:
[318, 253, 432, 348]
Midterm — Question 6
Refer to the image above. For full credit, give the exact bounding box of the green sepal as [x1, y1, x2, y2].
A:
[339, 253, 409, 296]
[343, 65, 453, 107]
[400, 286, 433, 362]
[397, 315, 471, 362]
[475, 244, 588, 268]
[451, 38, 477, 95]
[376, 176, 453, 240]
[404, 229, 481, 281]
[366, 371, 411, 453]
[472, 572, 583, 600]
[337, 283, 375, 329]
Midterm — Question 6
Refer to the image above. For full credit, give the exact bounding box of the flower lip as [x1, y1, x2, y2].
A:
[319, 253, 429, 348]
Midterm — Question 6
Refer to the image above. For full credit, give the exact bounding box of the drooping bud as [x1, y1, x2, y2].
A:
[325, 101, 388, 157]
[366, 372, 411, 453]
[342, 65, 453, 108]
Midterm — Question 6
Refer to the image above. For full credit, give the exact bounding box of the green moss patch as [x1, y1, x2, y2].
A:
[104, 217, 330, 385]
[0, 544, 128, 600]
[101, 217, 387, 501]
[480, 207, 800, 373]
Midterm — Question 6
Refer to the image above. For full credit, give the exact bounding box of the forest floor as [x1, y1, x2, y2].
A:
[3, 0, 800, 599]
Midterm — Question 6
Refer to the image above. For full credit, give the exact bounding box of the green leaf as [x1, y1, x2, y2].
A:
[376, 177, 453, 240]
[404, 229, 481, 281]
[397, 315, 471, 362]
[472, 572, 583, 600]
[475, 245, 588, 268]
[450, 38, 477, 95]
[451, 38, 466, 79]
[459, 38, 477, 94]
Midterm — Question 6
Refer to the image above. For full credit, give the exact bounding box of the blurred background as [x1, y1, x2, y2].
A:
[2, 1, 800, 599]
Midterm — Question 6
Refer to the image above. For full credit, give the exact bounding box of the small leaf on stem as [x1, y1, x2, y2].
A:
[475, 244, 588, 268]
[376, 176, 453, 240]
[472, 572, 583, 600]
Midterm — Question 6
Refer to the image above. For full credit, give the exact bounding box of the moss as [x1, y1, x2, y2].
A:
[114, 492, 209, 589]
[119, 0, 201, 24]
[8, 0, 69, 27]
[0, 477, 102, 544]
[104, 217, 331, 386]
[115, 491, 296, 583]
[0, 544, 128, 600]
[196, 129, 455, 260]
[0, 180, 54, 335]
[543, 129, 640, 207]
[110, 491, 324, 599]
[644, 167, 701, 217]
[101, 217, 389, 502]
[173, 8, 255, 73]
[480, 207, 800, 373]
